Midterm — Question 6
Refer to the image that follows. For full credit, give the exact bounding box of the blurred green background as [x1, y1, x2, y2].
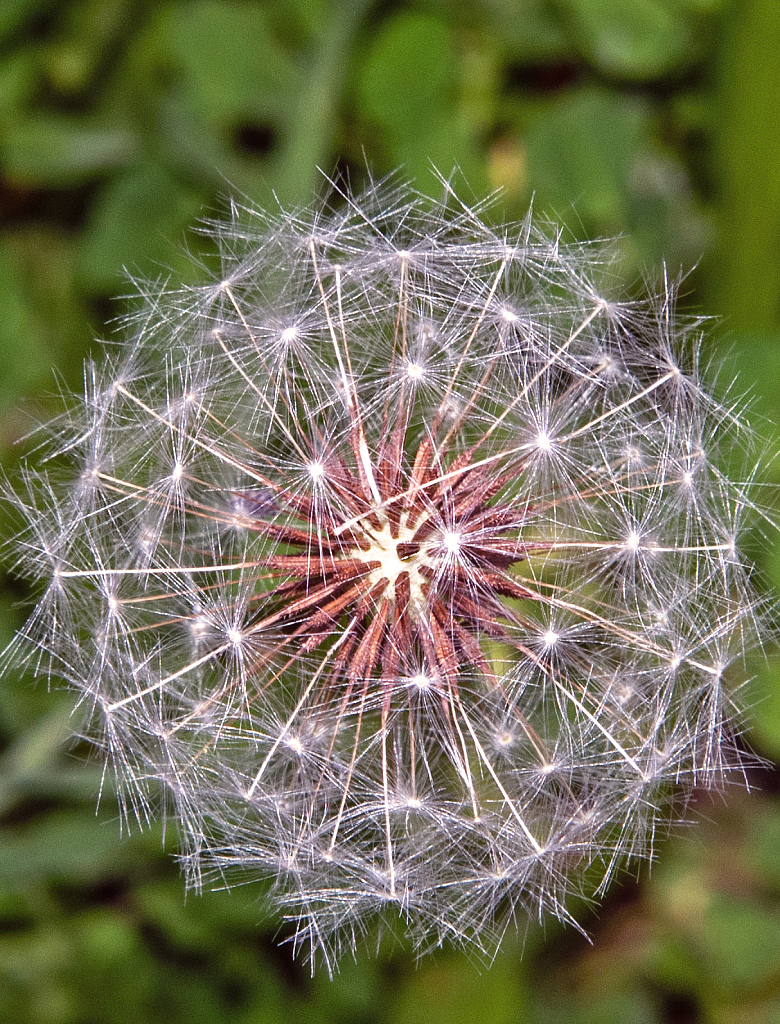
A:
[2, 0, 780, 1020]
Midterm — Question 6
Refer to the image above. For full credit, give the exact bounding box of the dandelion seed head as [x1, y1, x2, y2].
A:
[3, 171, 771, 973]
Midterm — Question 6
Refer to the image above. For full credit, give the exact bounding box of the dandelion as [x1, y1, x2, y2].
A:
[3, 173, 769, 972]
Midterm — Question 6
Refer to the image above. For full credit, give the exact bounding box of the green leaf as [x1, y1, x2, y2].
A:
[76, 163, 205, 292]
[355, 10, 485, 190]
[526, 88, 648, 233]
[0, 229, 85, 422]
[0, 47, 37, 116]
[358, 11, 453, 141]
[489, 0, 570, 61]
[0, 811, 141, 890]
[1, 116, 137, 187]
[158, 0, 298, 125]
[561, 0, 698, 79]
[699, 895, 780, 991]
[0, 247, 50, 408]
[387, 941, 527, 1024]
[710, 0, 780, 333]
[1, 116, 138, 186]
[0, 704, 85, 817]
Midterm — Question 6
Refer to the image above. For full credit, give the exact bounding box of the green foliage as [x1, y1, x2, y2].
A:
[1, 0, 780, 1020]
[560, 0, 703, 79]
[355, 10, 485, 189]
[76, 162, 204, 290]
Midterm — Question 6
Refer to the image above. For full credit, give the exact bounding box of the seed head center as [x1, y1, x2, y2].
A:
[356, 517, 430, 608]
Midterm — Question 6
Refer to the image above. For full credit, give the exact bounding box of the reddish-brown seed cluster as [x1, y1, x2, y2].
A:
[251, 429, 533, 701]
